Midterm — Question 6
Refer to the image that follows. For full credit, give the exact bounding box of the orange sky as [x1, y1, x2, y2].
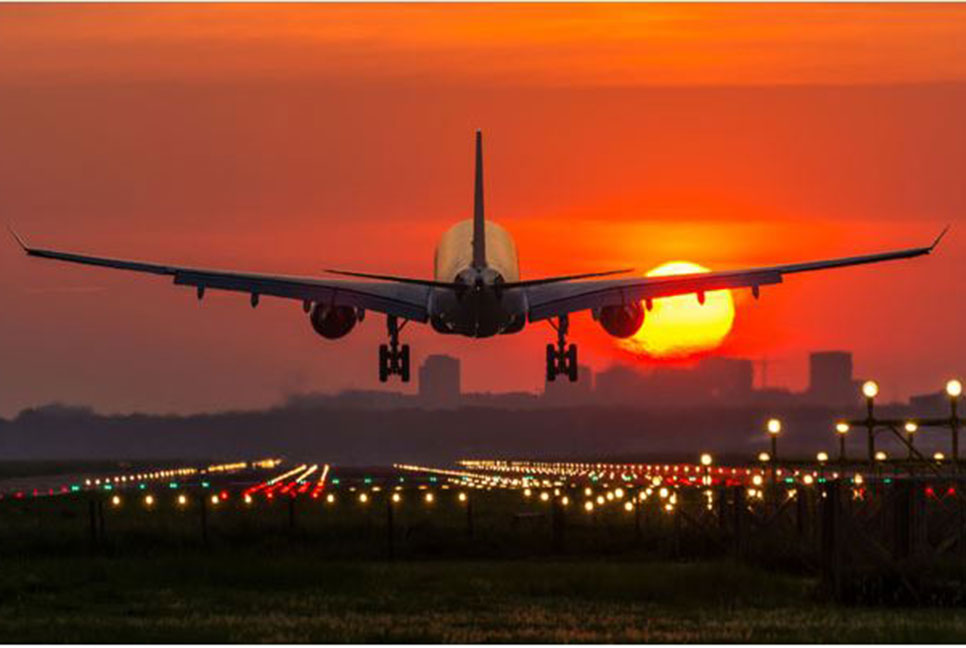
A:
[1, 4, 965, 415]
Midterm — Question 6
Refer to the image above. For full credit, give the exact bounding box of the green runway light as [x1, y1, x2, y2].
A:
[202, 481, 210, 488]
[884, 478, 893, 484]
[169, 482, 178, 489]
[364, 477, 372, 484]
[429, 477, 437, 483]
[332, 478, 340, 485]
[139, 483, 146, 490]
[70, 485, 80, 492]
[784, 478, 794, 484]
[104, 484, 113, 491]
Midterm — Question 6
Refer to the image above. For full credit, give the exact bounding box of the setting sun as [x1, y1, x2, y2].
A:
[619, 261, 735, 358]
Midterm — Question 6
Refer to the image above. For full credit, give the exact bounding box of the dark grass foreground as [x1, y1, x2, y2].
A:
[3, 553, 966, 642]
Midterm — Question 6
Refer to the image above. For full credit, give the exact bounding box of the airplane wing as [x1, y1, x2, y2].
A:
[11, 232, 430, 322]
[524, 230, 946, 323]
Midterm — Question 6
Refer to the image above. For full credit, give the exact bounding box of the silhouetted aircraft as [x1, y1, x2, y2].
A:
[11, 132, 946, 383]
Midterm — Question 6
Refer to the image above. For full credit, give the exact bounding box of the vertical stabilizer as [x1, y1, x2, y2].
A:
[472, 130, 486, 269]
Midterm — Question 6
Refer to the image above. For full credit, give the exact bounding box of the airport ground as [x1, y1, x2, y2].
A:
[5, 552, 966, 642]
[3, 462, 966, 644]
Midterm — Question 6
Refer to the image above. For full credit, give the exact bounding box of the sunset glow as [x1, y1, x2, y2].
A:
[620, 262, 735, 359]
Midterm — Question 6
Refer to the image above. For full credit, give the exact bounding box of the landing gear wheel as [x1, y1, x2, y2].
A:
[545, 315, 579, 382]
[378, 316, 412, 382]
[378, 344, 390, 383]
[567, 344, 578, 382]
[400, 344, 411, 383]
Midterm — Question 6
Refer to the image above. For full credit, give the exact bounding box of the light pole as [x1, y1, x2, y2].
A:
[946, 379, 962, 470]
[816, 452, 829, 480]
[836, 422, 849, 463]
[904, 421, 918, 459]
[766, 418, 781, 484]
[700, 453, 713, 487]
[862, 380, 879, 468]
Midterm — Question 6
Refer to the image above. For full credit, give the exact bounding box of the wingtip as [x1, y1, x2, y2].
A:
[931, 224, 950, 251]
[7, 224, 28, 252]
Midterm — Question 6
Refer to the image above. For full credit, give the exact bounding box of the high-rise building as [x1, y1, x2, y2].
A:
[807, 351, 855, 408]
[418, 354, 461, 409]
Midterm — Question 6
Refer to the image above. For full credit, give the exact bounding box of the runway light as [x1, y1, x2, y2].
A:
[326, 493, 336, 504]
[523, 488, 532, 498]
[752, 475, 763, 487]
[424, 492, 434, 504]
[210, 494, 219, 505]
[875, 451, 887, 462]
[614, 488, 624, 499]
[144, 495, 154, 507]
[947, 379, 963, 398]
[539, 492, 550, 502]
[816, 452, 829, 463]
[854, 473, 864, 485]
[862, 380, 879, 399]
[758, 452, 771, 463]
[583, 487, 592, 496]
[700, 453, 713, 467]
[392, 492, 401, 503]
[178, 494, 188, 506]
[244, 494, 253, 505]
[111, 495, 121, 507]
[561, 496, 569, 506]
[623, 501, 634, 512]
[458, 492, 467, 503]
[767, 418, 782, 435]
[596, 495, 605, 505]
[934, 452, 946, 462]
[836, 422, 849, 435]
[658, 487, 669, 499]
[359, 493, 369, 504]
[584, 501, 594, 512]
[803, 475, 814, 486]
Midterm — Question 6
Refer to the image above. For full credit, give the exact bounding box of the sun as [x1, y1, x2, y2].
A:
[619, 261, 735, 359]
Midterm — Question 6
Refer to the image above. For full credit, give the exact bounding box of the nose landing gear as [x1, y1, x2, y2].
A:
[546, 315, 578, 382]
[379, 316, 411, 382]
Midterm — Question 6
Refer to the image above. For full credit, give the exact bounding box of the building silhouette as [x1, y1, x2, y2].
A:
[418, 354, 461, 409]
[806, 351, 858, 408]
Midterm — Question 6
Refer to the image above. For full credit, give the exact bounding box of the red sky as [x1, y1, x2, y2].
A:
[1, 4, 965, 415]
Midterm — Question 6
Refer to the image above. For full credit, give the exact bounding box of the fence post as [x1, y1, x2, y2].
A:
[386, 497, 395, 561]
[732, 486, 745, 560]
[88, 498, 98, 550]
[821, 480, 843, 600]
[200, 494, 209, 546]
[551, 497, 565, 553]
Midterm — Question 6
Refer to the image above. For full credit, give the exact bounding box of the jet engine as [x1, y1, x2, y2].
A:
[309, 304, 360, 339]
[596, 303, 644, 338]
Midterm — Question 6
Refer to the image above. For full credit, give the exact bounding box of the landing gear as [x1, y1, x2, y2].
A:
[379, 316, 410, 383]
[546, 315, 578, 382]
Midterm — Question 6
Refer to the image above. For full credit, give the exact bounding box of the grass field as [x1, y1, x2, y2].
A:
[4, 553, 966, 642]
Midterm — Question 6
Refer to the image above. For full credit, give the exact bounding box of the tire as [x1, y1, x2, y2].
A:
[567, 344, 578, 382]
[400, 344, 411, 383]
[546, 344, 557, 382]
[378, 344, 389, 382]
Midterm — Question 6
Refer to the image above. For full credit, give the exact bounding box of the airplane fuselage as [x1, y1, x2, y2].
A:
[428, 219, 527, 337]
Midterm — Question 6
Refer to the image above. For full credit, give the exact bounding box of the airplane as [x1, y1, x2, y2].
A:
[11, 131, 946, 383]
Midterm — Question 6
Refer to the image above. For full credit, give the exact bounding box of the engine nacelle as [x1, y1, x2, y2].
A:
[309, 304, 359, 339]
[596, 303, 644, 338]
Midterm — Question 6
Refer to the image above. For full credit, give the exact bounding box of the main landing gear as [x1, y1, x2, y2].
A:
[546, 315, 578, 382]
[379, 315, 410, 383]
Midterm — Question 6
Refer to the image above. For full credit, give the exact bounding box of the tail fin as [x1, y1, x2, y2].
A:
[472, 130, 486, 269]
